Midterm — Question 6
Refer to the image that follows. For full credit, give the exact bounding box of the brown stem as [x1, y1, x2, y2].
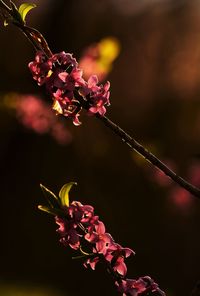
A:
[0, 0, 52, 57]
[13, 23, 52, 57]
[15, 23, 42, 52]
[23, 25, 53, 57]
[96, 114, 200, 199]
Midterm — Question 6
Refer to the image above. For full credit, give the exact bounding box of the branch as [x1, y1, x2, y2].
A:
[0, 0, 52, 56]
[96, 114, 200, 199]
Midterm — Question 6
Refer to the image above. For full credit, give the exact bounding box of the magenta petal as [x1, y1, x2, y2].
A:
[103, 233, 114, 244]
[88, 75, 98, 88]
[114, 257, 127, 276]
[69, 241, 80, 250]
[96, 233, 113, 253]
[104, 81, 110, 91]
[72, 115, 82, 126]
[58, 71, 68, 82]
[96, 240, 105, 253]
[96, 221, 105, 234]
[71, 68, 82, 80]
[84, 256, 99, 270]
[85, 232, 98, 243]
[55, 217, 66, 235]
[124, 247, 135, 257]
[89, 106, 98, 114]
[98, 106, 106, 116]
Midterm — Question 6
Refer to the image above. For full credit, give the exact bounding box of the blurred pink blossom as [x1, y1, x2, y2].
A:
[150, 158, 199, 213]
[169, 187, 193, 212]
[7, 94, 72, 145]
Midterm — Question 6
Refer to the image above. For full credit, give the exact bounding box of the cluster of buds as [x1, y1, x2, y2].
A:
[39, 183, 165, 296]
[29, 51, 110, 125]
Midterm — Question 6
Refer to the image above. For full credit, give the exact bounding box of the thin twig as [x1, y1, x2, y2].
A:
[96, 114, 200, 199]
[0, 0, 11, 13]
[0, 0, 52, 56]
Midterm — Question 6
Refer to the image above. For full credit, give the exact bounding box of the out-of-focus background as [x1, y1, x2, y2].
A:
[0, 0, 200, 295]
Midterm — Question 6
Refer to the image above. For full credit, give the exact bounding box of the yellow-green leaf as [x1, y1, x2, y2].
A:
[38, 205, 61, 216]
[40, 184, 59, 208]
[59, 182, 77, 207]
[18, 3, 36, 23]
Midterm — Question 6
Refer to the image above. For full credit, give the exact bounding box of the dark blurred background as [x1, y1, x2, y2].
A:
[0, 0, 200, 295]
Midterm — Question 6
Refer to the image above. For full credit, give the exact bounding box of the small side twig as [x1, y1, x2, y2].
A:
[0, 0, 52, 57]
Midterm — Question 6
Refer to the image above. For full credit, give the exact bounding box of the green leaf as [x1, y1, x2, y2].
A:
[18, 3, 36, 23]
[40, 184, 60, 208]
[59, 182, 77, 207]
[38, 205, 63, 216]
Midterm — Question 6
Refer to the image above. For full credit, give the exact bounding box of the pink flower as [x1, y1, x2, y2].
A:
[88, 80, 110, 116]
[28, 51, 52, 86]
[80, 75, 110, 116]
[85, 221, 114, 254]
[50, 51, 77, 68]
[105, 243, 135, 276]
[55, 201, 95, 250]
[52, 193, 164, 296]
[68, 201, 94, 224]
[116, 276, 165, 296]
[83, 256, 100, 270]
[80, 75, 100, 96]
[55, 217, 80, 250]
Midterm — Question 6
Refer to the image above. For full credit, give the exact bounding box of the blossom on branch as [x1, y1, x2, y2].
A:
[38, 183, 165, 296]
[29, 51, 110, 125]
[116, 276, 165, 296]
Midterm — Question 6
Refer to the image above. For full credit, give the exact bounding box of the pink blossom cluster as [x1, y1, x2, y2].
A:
[29, 51, 110, 125]
[116, 276, 165, 296]
[55, 200, 165, 296]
